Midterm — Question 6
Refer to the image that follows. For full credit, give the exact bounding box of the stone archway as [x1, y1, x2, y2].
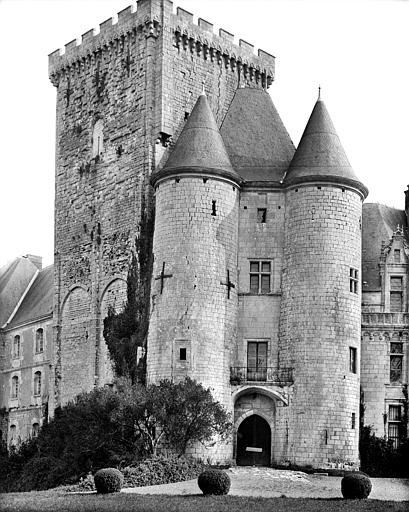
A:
[236, 414, 271, 466]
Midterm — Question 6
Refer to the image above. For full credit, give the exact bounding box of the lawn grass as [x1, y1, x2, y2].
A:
[0, 492, 408, 512]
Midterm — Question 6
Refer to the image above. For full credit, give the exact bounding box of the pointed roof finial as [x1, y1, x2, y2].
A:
[201, 83, 206, 96]
[318, 85, 321, 101]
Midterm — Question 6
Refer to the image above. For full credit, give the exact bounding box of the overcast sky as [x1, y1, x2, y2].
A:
[0, 0, 408, 268]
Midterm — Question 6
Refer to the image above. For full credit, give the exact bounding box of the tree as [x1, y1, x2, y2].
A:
[159, 378, 232, 456]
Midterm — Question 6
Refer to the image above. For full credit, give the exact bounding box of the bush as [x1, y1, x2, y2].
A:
[360, 425, 409, 477]
[198, 469, 230, 496]
[122, 455, 206, 488]
[17, 456, 65, 491]
[94, 468, 124, 494]
[78, 473, 96, 492]
[341, 472, 372, 499]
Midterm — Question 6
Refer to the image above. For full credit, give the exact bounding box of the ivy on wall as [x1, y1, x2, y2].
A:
[103, 203, 153, 384]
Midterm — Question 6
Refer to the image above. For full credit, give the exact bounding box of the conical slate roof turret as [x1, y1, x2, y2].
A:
[151, 91, 241, 186]
[284, 98, 368, 198]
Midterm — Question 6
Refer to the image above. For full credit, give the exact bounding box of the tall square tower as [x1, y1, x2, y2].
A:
[48, 0, 274, 406]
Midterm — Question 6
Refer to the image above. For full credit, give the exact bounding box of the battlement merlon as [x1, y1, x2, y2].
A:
[48, 0, 275, 87]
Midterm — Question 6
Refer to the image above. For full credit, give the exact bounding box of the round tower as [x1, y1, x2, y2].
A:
[147, 92, 241, 462]
[279, 97, 368, 468]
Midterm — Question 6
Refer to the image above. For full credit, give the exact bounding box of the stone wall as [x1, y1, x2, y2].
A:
[361, 323, 408, 436]
[236, 189, 285, 370]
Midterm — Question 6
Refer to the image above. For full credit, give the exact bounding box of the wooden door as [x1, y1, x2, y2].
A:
[236, 414, 271, 466]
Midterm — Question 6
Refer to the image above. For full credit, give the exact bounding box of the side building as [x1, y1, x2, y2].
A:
[361, 201, 409, 447]
[0, 258, 53, 445]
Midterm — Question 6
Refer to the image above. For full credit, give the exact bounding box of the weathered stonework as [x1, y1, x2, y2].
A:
[49, 0, 271, 409]
[279, 185, 363, 467]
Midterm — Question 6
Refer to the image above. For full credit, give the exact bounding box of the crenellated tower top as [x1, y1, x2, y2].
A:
[48, 0, 275, 89]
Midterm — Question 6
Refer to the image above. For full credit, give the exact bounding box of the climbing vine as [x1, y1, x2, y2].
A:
[103, 203, 154, 384]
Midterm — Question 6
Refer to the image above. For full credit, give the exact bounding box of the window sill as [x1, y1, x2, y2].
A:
[239, 292, 282, 297]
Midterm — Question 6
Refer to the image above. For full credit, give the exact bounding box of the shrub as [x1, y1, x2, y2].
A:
[122, 455, 206, 488]
[359, 425, 409, 477]
[341, 472, 372, 499]
[94, 468, 124, 494]
[78, 473, 96, 492]
[198, 469, 230, 495]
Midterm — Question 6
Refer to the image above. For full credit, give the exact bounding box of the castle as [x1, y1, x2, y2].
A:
[0, 0, 407, 469]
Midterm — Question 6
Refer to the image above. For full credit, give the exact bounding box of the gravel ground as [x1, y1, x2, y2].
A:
[122, 467, 409, 501]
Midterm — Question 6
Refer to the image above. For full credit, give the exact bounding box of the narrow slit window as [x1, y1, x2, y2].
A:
[351, 412, 356, 429]
[349, 347, 357, 373]
[11, 376, 19, 399]
[92, 119, 104, 158]
[211, 200, 216, 216]
[349, 268, 358, 294]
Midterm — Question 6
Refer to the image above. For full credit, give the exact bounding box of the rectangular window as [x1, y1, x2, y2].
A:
[390, 342, 403, 383]
[394, 249, 401, 263]
[349, 268, 358, 294]
[388, 405, 401, 449]
[179, 348, 186, 361]
[247, 341, 267, 381]
[257, 208, 267, 223]
[349, 347, 357, 373]
[390, 277, 403, 312]
[249, 261, 271, 293]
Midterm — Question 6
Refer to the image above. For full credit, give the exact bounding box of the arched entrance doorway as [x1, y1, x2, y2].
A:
[236, 414, 271, 466]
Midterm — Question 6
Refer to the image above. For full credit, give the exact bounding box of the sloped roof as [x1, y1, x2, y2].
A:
[0, 257, 39, 327]
[7, 265, 54, 329]
[152, 92, 240, 186]
[284, 99, 368, 198]
[362, 203, 406, 290]
[220, 88, 295, 183]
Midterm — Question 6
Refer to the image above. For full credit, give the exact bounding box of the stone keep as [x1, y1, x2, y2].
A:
[48, 0, 273, 407]
[279, 100, 368, 466]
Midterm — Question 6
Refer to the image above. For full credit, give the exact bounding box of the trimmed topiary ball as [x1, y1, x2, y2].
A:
[341, 472, 372, 499]
[198, 469, 230, 495]
[94, 468, 124, 494]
